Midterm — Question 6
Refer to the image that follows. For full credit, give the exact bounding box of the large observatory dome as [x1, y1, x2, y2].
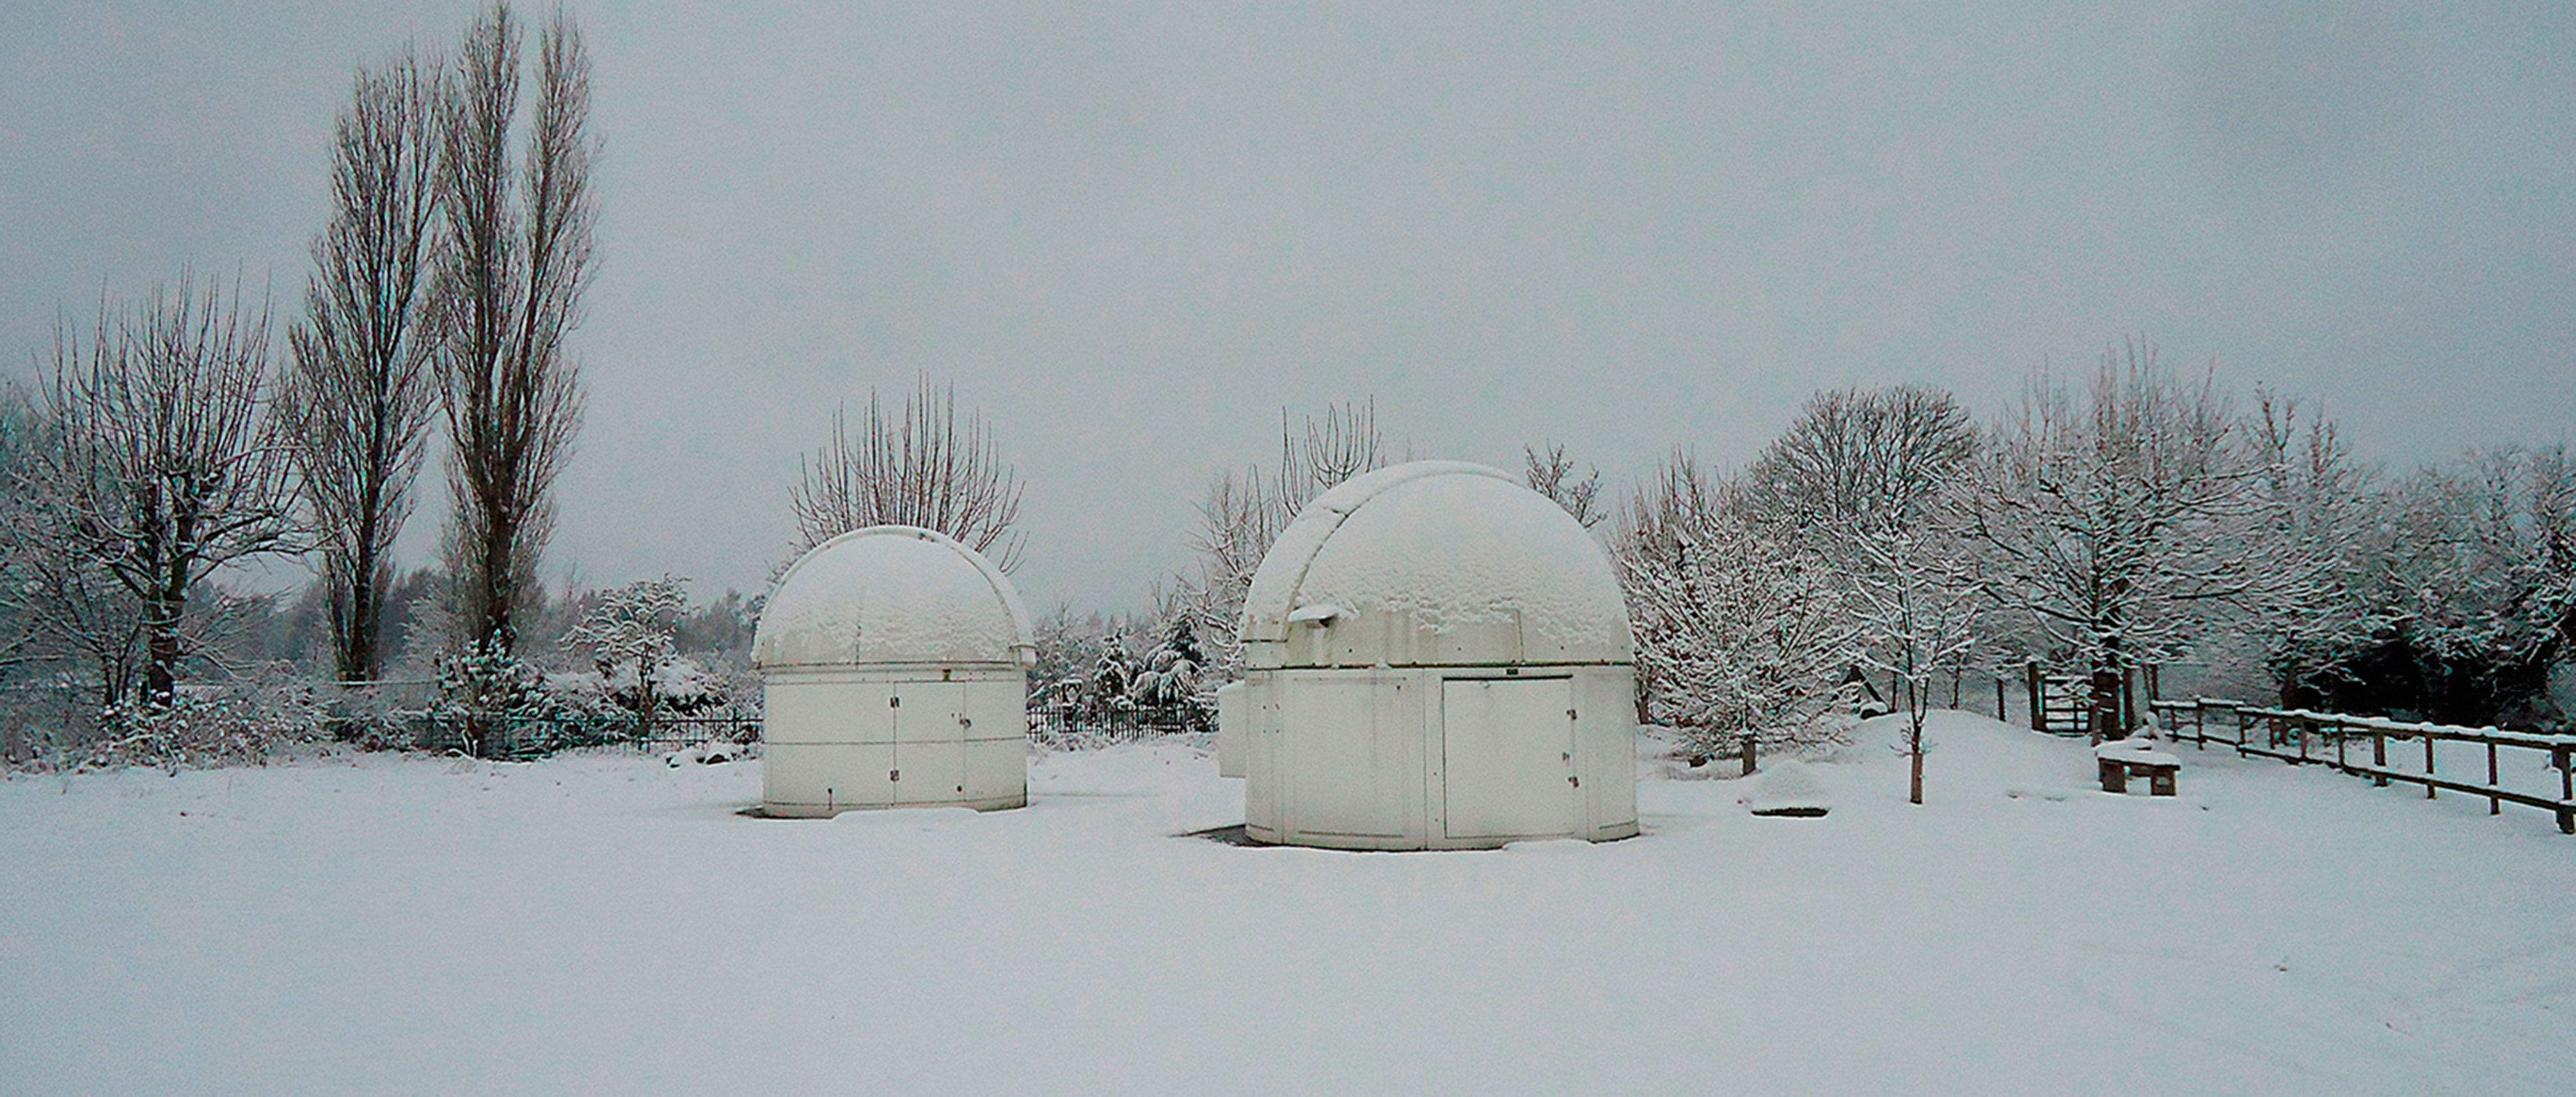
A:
[1241, 461, 1630, 668]
[754, 525, 1034, 670]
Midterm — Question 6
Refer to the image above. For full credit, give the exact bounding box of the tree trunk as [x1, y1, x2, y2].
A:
[1909, 730, 1925, 805]
[143, 565, 187, 706]
[2089, 666, 2123, 744]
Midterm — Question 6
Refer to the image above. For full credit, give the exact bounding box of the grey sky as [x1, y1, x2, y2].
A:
[4, 1, 2570, 612]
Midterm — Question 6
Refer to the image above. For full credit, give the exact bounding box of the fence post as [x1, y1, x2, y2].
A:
[2373, 731, 2388, 787]
[1741, 733, 1758, 777]
[2557, 747, 2573, 835]
[2424, 736, 2437, 799]
[2488, 740, 2499, 815]
[1996, 676, 2007, 723]
[2026, 662, 2044, 734]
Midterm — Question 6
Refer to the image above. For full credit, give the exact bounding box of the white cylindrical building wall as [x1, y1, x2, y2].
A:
[754, 525, 1034, 816]
[1228, 461, 1639, 850]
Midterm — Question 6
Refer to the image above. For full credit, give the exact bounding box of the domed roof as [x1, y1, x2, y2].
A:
[754, 525, 1034, 668]
[1241, 461, 1632, 667]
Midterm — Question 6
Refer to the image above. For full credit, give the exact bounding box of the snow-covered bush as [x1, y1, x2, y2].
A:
[430, 639, 621, 757]
[39, 669, 326, 773]
[1130, 615, 1212, 730]
[562, 575, 702, 722]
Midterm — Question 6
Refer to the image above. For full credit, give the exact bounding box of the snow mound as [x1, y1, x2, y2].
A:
[663, 739, 753, 767]
[1240, 461, 1630, 665]
[1743, 759, 1832, 817]
[753, 525, 1033, 668]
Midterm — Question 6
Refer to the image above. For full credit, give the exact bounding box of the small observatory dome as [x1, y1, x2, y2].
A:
[1219, 461, 1639, 850]
[755, 525, 1034, 816]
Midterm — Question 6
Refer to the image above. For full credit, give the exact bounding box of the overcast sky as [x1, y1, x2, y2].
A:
[4, 1, 2570, 613]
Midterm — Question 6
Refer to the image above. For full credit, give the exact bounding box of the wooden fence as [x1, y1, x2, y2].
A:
[2148, 698, 2576, 834]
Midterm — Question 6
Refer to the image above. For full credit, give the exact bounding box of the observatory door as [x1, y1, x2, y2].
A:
[891, 681, 969, 804]
[1440, 677, 1578, 842]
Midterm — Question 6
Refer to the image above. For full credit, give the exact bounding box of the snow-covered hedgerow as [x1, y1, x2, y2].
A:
[10, 668, 326, 774]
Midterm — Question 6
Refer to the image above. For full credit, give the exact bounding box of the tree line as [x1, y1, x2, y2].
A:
[1133, 347, 2571, 804]
[1, 3, 593, 758]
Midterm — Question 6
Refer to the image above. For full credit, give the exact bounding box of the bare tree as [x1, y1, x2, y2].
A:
[1275, 398, 1386, 513]
[1176, 400, 1389, 682]
[0, 383, 144, 710]
[787, 378, 1026, 569]
[435, 1, 596, 658]
[1847, 520, 1981, 803]
[1957, 339, 2270, 737]
[1177, 465, 1283, 680]
[284, 45, 445, 684]
[1740, 383, 1975, 548]
[1523, 441, 1605, 528]
[15, 275, 297, 706]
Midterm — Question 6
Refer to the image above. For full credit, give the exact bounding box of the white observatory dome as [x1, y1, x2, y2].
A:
[1224, 461, 1639, 850]
[1240, 461, 1631, 668]
[754, 526, 1034, 817]
[754, 525, 1033, 669]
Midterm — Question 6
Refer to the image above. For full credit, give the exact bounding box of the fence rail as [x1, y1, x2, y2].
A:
[392, 711, 764, 759]
[1026, 706, 1206, 750]
[2149, 698, 2576, 834]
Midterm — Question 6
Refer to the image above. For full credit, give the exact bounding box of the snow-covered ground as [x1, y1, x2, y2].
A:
[4, 711, 2569, 1095]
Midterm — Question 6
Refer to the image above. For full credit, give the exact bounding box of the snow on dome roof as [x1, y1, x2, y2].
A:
[1242, 461, 1631, 666]
[754, 525, 1034, 668]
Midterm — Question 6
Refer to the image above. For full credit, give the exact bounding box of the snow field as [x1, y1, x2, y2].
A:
[3, 711, 2570, 1095]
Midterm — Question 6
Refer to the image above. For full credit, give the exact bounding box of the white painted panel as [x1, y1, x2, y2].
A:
[761, 680, 894, 744]
[1244, 677, 1281, 836]
[892, 737, 967, 805]
[962, 738, 1027, 802]
[893, 681, 967, 744]
[1215, 682, 1248, 778]
[1284, 676, 1413, 839]
[762, 741, 895, 813]
[960, 679, 1026, 744]
[1581, 667, 1639, 835]
[1441, 677, 1577, 841]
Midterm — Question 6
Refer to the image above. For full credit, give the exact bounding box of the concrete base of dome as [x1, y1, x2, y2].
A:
[753, 791, 1028, 818]
[1244, 817, 1639, 851]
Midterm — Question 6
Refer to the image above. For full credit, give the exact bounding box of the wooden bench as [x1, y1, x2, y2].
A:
[2096, 742, 2179, 797]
